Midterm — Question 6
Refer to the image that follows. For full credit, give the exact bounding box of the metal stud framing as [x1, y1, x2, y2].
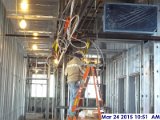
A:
[0, 1, 27, 120]
[141, 42, 152, 113]
[105, 41, 160, 114]
[106, 44, 144, 113]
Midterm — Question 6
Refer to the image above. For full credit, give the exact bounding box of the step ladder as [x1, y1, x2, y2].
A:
[70, 66, 103, 120]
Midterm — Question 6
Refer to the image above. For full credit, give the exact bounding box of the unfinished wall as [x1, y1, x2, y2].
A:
[106, 42, 155, 113]
[0, 0, 27, 120]
[154, 42, 160, 113]
[106, 44, 140, 113]
[153, 11, 160, 115]
[103, 0, 160, 114]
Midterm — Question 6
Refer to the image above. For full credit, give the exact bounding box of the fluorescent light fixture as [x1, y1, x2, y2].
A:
[83, 58, 90, 64]
[19, 19, 27, 29]
[18, 30, 52, 34]
[37, 62, 47, 64]
[85, 54, 101, 58]
[20, 1, 28, 12]
[32, 44, 38, 50]
[33, 32, 38, 37]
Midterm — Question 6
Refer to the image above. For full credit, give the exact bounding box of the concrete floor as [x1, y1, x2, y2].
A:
[26, 113, 98, 120]
[26, 113, 49, 120]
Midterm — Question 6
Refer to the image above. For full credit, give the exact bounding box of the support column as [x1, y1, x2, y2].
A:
[153, 0, 160, 113]
[140, 43, 143, 113]
[60, 58, 66, 120]
[154, 42, 160, 113]
[141, 42, 151, 113]
[52, 71, 56, 120]
[125, 51, 129, 113]
[154, 0, 160, 36]
[105, 58, 109, 108]
[54, 69, 59, 120]
[46, 62, 51, 120]
[24, 57, 30, 120]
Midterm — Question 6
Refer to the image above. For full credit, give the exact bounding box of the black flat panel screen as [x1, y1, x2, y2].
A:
[103, 3, 157, 34]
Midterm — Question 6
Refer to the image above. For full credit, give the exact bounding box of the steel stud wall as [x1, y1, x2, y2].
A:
[154, 42, 160, 113]
[105, 0, 160, 114]
[154, 0, 160, 114]
[105, 42, 157, 113]
[106, 44, 143, 113]
[0, 0, 27, 120]
[141, 42, 154, 113]
[106, 7, 160, 115]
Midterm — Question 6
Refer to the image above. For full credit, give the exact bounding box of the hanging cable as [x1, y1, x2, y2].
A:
[70, 37, 87, 49]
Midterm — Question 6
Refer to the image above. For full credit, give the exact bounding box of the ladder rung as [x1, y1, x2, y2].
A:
[79, 97, 85, 99]
[79, 98, 84, 100]
[76, 107, 98, 110]
[72, 66, 103, 117]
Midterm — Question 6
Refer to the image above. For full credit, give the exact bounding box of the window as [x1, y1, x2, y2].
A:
[31, 74, 55, 97]
[31, 80, 47, 97]
[85, 76, 101, 99]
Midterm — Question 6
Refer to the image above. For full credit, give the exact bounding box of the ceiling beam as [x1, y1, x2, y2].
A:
[7, 14, 56, 21]
[95, 38, 142, 44]
[25, 48, 51, 55]
[18, 30, 52, 34]
[88, 48, 126, 53]
[87, 32, 160, 41]
[26, 48, 51, 51]
[23, 41, 50, 45]
[5, 34, 51, 38]
[22, 39, 51, 42]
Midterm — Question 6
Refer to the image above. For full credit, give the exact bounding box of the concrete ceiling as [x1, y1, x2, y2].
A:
[2, 0, 148, 60]
[1, 0, 151, 73]
[2, 0, 58, 57]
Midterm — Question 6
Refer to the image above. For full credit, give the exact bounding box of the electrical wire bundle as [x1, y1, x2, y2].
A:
[48, 0, 105, 74]
[48, 0, 88, 66]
